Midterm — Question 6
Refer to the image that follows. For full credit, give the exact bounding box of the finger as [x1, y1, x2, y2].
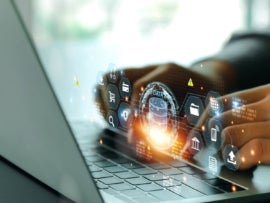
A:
[238, 138, 270, 170]
[217, 97, 269, 127]
[130, 63, 184, 110]
[222, 121, 270, 148]
[221, 84, 269, 111]
[94, 84, 108, 118]
[124, 65, 157, 84]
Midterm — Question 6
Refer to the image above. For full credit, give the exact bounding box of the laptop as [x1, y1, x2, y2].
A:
[1, 0, 270, 202]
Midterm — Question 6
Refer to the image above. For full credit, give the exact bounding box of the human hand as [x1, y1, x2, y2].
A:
[218, 84, 270, 170]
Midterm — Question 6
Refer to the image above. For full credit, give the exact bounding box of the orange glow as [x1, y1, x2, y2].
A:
[231, 120, 234, 125]
[201, 125, 205, 131]
[258, 160, 261, 164]
[99, 139, 103, 145]
[241, 157, 245, 163]
[200, 86, 204, 90]
[148, 127, 171, 148]
[224, 98, 227, 102]
[231, 185, 237, 192]
[250, 149, 255, 156]
[140, 86, 144, 92]
[125, 97, 129, 102]
[241, 129, 244, 133]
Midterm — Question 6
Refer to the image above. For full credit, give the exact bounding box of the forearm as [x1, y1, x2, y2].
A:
[191, 31, 270, 93]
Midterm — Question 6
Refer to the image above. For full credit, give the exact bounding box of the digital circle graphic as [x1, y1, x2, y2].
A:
[139, 82, 179, 150]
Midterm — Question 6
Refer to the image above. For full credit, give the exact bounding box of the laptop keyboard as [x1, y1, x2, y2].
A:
[73, 123, 246, 203]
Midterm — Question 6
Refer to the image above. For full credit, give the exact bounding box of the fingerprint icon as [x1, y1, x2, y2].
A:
[149, 97, 168, 130]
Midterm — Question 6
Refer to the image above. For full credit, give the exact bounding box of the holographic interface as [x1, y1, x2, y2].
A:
[139, 82, 179, 150]
[94, 63, 258, 174]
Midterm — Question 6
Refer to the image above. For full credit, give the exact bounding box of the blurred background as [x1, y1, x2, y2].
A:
[15, 0, 270, 121]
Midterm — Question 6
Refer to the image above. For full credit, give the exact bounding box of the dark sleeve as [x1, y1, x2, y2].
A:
[212, 31, 270, 90]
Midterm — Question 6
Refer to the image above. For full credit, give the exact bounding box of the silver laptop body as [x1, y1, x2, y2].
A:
[1, 1, 270, 202]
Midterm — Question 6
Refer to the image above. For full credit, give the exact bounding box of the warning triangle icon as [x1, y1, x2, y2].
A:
[188, 78, 194, 87]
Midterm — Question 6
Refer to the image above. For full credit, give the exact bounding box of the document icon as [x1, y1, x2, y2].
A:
[190, 103, 199, 116]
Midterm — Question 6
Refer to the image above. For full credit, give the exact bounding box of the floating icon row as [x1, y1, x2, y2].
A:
[184, 91, 223, 126]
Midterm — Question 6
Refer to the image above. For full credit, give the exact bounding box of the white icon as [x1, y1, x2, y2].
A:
[110, 66, 117, 80]
[227, 151, 236, 165]
[191, 136, 200, 151]
[122, 82, 129, 93]
[210, 125, 220, 142]
[209, 156, 217, 173]
[210, 97, 219, 111]
[121, 110, 129, 121]
[149, 97, 168, 131]
[109, 91, 115, 103]
[108, 115, 115, 127]
[190, 103, 199, 116]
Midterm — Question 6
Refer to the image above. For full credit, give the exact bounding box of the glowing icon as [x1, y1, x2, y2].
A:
[223, 144, 239, 171]
[188, 78, 194, 87]
[190, 103, 199, 116]
[110, 67, 117, 81]
[121, 110, 129, 121]
[109, 91, 115, 103]
[108, 115, 115, 127]
[211, 125, 219, 142]
[209, 156, 217, 173]
[122, 82, 130, 93]
[149, 97, 168, 130]
[210, 97, 219, 111]
[191, 136, 200, 151]
[227, 151, 236, 165]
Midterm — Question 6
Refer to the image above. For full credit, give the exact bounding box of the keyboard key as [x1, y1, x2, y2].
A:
[110, 182, 135, 191]
[193, 173, 217, 180]
[168, 160, 188, 168]
[170, 174, 185, 182]
[168, 184, 204, 198]
[160, 168, 182, 176]
[121, 189, 144, 197]
[96, 181, 108, 189]
[150, 189, 183, 201]
[144, 172, 170, 181]
[179, 166, 205, 175]
[89, 165, 102, 172]
[85, 155, 104, 163]
[122, 162, 143, 169]
[95, 160, 116, 168]
[137, 183, 163, 192]
[133, 168, 156, 175]
[126, 177, 150, 185]
[111, 157, 130, 164]
[155, 179, 181, 187]
[105, 165, 128, 173]
[115, 171, 139, 179]
[146, 162, 171, 170]
[100, 176, 123, 185]
[92, 171, 113, 179]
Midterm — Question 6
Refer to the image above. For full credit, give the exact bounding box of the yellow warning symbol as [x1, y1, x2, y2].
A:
[188, 78, 194, 87]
